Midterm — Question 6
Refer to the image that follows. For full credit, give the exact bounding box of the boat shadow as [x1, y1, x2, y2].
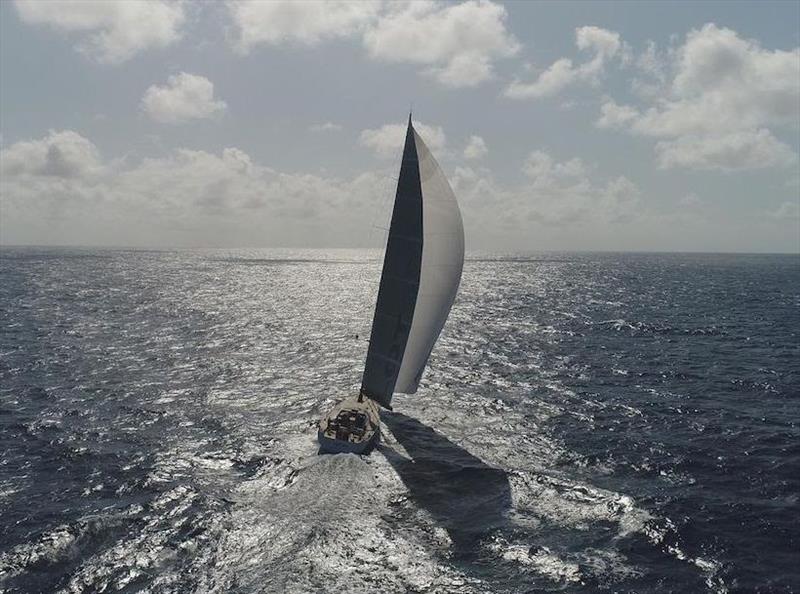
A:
[379, 412, 511, 558]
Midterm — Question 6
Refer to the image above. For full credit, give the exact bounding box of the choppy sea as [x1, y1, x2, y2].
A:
[0, 248, 797, 593]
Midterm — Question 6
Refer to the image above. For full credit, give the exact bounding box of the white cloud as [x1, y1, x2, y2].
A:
[635, 40, 668, 80]
[14, 132, 747, 252]
[655, 129, 797, 171]
[452, 149, 640, 230]
[628, 40, 669, 100]
[506, 58, 576, 100]
[596, 99, 639, 128]
[141, 73, 227, 124]
[0, 130, 104, 179]
[463, 135, 488, 160]
[505, 26, 621, 99]
[227, 0, 380, 52]
[2, 130, 644, 250]
[225, 0, 518, 88]
[1, 131, 110, 226]
[576, 25, 623, 60]
[598, 24, 800, 171]
[520, 150, 639, 224]
[359, 121, 446, 157]
[13, 0, 185, 63]
[0, 130, 391, 246]
[364, 0, 520, 87]
[309, 122, 343, 133]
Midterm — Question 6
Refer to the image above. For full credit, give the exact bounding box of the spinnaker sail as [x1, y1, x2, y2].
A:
[360, 116, 464, 409]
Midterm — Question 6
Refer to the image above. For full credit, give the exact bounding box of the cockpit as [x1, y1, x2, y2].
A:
[325, 408, 371, 443]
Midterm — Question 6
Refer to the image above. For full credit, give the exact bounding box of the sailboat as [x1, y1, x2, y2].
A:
[318, 115, 465, 455]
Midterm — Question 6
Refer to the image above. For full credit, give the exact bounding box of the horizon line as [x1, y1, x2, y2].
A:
[1, 243, 798, 257]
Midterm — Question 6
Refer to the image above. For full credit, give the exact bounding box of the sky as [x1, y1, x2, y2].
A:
[1, 0, 798, 253]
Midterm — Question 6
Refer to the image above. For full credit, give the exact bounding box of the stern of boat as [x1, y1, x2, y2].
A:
[318, 396, 381, 455]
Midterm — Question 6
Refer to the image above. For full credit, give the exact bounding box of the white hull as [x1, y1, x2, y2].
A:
[318, 397, 380, 455]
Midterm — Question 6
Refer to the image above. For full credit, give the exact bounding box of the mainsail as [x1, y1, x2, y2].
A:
[360, 116, 464, 409]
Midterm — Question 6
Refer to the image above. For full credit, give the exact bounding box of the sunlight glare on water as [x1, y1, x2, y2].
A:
[0, 248, 797, 593]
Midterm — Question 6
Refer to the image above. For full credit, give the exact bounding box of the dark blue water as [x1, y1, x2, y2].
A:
[0, 248, 797, 593]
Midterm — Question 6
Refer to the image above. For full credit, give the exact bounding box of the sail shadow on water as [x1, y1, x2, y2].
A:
[380, 412, 512, 559]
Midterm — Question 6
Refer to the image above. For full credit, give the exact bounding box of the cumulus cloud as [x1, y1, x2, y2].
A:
[227, 0, 380, 52]
[141, 73, 227, 124]
[452, 149, 640, 231]
[13, 0, 185, 63]
[109, 146, 382, 223]
[2, 129, 648, 250]
[0, 130, 391, 246]
[359, 121, 446, 157]
[521, 150, 639, 224]
[596, 99, 639, 128]
[505, 26, 622, 99]
[1, 131, 111, 227]
[363, 0, 519, 87]
[655, 129, 797, 171]
[597, 24, 800, 171]
[0, 130, 104, 179]
[463, 135, 488, 160]
[227, 0, 518, 88]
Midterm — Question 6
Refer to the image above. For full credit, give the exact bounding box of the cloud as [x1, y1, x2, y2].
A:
[359, 121, 446, 157]
[141, 73, 227, 124]
[13, 0, 185, 63]
[363, 0, 519, 87]
[452, 149, 640, 231]
[598, 24, 800, 171]
[1, 131, 110, 226]
[521, 150, 639, 224]
[596, 99, 639, 128]
[3, 129, 646, 250]
[575, 25, 623, 59]
[1, 130, 391, 246]
[505, 26, 622, 99]
[18, 132, 775, 252]
[0, 130, 104, 179]
[463, 135, 488, 159]
[655, 129, 797, 171]
[628, 40, 669, 100]
[227, 0, 380, 52]
[226, 1, 518, 88]
[309, 122, 343, 133]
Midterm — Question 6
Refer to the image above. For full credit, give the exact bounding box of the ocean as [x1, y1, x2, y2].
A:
[0, 248, 797, 593]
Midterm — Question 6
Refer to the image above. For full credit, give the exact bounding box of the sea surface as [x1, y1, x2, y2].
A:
[0, 247, 797, 594]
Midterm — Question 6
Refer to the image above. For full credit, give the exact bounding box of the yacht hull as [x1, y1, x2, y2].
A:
[318, 396, 381, 455]
[317, 427, 379, 455]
